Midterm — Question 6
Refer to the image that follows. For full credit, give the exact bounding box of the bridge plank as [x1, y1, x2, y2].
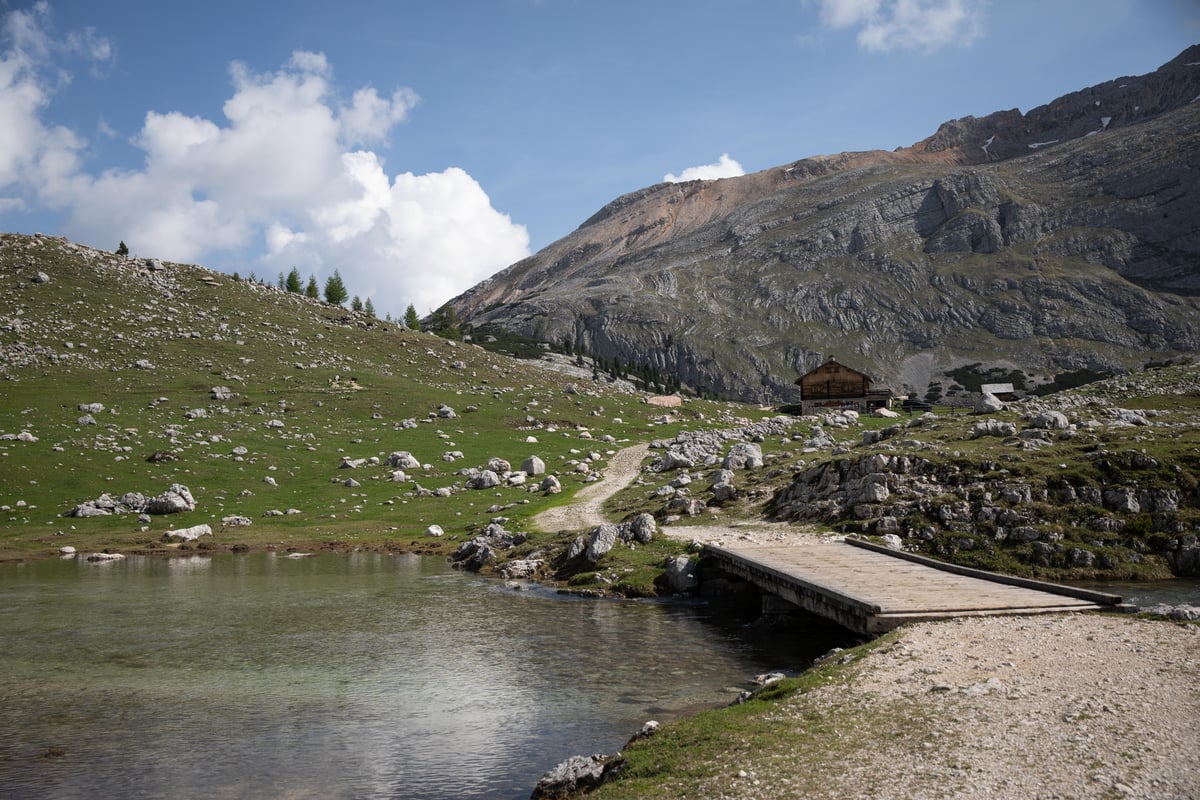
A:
[705, 540, 1119, 634]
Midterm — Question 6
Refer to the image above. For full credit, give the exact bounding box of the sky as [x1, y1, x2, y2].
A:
[0, 1, 1197, 318]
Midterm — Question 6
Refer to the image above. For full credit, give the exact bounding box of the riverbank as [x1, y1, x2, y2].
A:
[583, 612, 1200, 800]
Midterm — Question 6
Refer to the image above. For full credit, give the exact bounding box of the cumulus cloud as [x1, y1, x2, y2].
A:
[663, 153, 745, 183]
[818, 0, 984, 53]
[0, 6, 528, 316]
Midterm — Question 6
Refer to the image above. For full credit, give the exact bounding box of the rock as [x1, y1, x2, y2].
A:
[425, 524, 444, 537]
[1140, 603, 1200, 620]
[436, 404, 456, 419]
[585, 524, 620, 562]
[450, 537, 498, 571]
[78, 402, 104, 414]
[210, 386, 234, 400]
[162, 524, 212, 542]
[59, 546, 76, 555]
[486, 456, 511, 474]
[521, 455, 546, 475]
[466, 470, 501, 490]
[134, 359, 155, 370]
[565, 535, 587, 560]
[32, 271, 50, 283]
[1029, 410, 1070, 430]
[85, 552, 125, 561]
[540, 475, 562, 495]
[873, 407, 901, 418]
[974, 393, 1005, 413]
[77, 414, 97, 425]
[500, 558, 543, 579]
[1103, 487, 1140, 514]
[531, 754, 610, 800]
[881, 533, 903, 549]
[144, 484, 196, 514]
[723, 442, 763, 470]
[339, 457, 367, 469]
[627, 512, 657, 543]
[221, 515, 252, 527]
[386, 451, 422, 470]
[663, 555, 699, 593]
[971, 419, 1017, 438]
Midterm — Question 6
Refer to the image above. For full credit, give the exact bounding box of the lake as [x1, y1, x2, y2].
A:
[0, 551, 852, 799]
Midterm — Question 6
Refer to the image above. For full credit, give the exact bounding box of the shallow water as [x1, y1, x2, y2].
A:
[0, 552, 850, 799]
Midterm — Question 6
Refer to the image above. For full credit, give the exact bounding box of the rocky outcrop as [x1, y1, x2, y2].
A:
[453, 48, 1200, 403]
[766, 398, 1200, 576]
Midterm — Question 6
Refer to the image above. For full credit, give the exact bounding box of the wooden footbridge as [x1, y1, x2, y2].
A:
[704, 537, 1125, 635]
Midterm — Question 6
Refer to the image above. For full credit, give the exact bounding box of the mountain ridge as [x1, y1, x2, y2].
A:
[452, 46, 1200, 403]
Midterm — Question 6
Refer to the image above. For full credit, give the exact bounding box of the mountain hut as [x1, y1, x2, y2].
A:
[795, 357, 894, 415]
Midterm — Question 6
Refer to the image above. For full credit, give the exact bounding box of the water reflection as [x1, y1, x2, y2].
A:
[0, 552, 851, 800]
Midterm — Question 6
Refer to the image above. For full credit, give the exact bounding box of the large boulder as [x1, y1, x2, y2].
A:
[974, 393, 1005, 413]
[466, 470, 501, 490]
[663, 555, 699, 593]
[585, 524, 620, 562]
[386, 451, 422, 469]
[1029, 410, 1070, 430]
[627, 513, 656, 543]
[531, 755, 610, 800]
[723, 442, 763, 470]
[521, 455, 546, 475]
[144, 484, 196, 514]
[162, 523, 212, 542]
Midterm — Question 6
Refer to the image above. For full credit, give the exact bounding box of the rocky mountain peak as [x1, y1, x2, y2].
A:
[453, 48, 1200, 403]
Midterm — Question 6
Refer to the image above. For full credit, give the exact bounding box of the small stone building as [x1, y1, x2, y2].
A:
[795, 357, 894, 415]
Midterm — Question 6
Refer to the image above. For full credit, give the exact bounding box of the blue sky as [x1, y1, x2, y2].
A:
[1, 0, 1197, 316]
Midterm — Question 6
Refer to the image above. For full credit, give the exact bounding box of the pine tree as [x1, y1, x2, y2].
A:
[285, 267, 303, 294]
[364, 297, 376, 317]
[305, 276, 320, 299]
[277, 272, 286, 290]
[351, 295, 364, 312]
[324, 270, 349, 306]
[116, 241, 129, 257]
[404, 304, 420, 330]
[428, 304, 461, 339]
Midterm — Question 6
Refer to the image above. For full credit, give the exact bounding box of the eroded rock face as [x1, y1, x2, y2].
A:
[453, 47, 1200, 403]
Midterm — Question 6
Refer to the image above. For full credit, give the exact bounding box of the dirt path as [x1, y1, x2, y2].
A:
[530, 443, 650, 532]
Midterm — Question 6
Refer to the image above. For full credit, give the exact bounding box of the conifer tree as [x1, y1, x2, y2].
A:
[116, 241, 129, 257]
[305, 276, 320, 299]
[351, 295, 364, 312]
[364, 297, 376, 317]
[404, 304, 420, 330]
[285, 267, 303, 294]
[324, 270, 349, 306]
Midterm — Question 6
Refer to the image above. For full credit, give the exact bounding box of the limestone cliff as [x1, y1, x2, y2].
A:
[453, 47, 1200, 403]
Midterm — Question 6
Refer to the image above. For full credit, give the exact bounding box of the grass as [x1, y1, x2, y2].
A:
[4, 233, 1198, 587]
[0, 234, 722, 565]
[585, 631, 956, 800]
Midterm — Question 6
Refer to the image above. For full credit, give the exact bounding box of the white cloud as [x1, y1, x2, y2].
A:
[0, 7, 530, 316]
[663, 153, 745, 183]
[818, 0, 983, 53]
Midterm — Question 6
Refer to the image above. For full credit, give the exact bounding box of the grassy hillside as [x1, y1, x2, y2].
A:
[0, 233, 721, 563]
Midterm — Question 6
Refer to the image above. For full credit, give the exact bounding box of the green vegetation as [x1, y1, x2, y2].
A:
[589, 633, 935, 799]
[323, 269, 349, 306]
[0, 234, 719, 567]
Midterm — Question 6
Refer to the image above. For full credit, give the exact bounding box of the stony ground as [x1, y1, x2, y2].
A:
[550, 445, 1200, 799]
[702, 613, 1200, 800]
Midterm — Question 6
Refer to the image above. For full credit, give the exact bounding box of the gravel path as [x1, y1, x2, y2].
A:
[706, 613, 1200, 800]
[530, 443, 650, 532]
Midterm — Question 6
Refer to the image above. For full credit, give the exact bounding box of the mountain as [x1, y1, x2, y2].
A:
[451, 46, 1200, 403]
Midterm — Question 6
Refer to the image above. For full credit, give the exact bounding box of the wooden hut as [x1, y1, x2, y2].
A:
[795, 357, 893, 415]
